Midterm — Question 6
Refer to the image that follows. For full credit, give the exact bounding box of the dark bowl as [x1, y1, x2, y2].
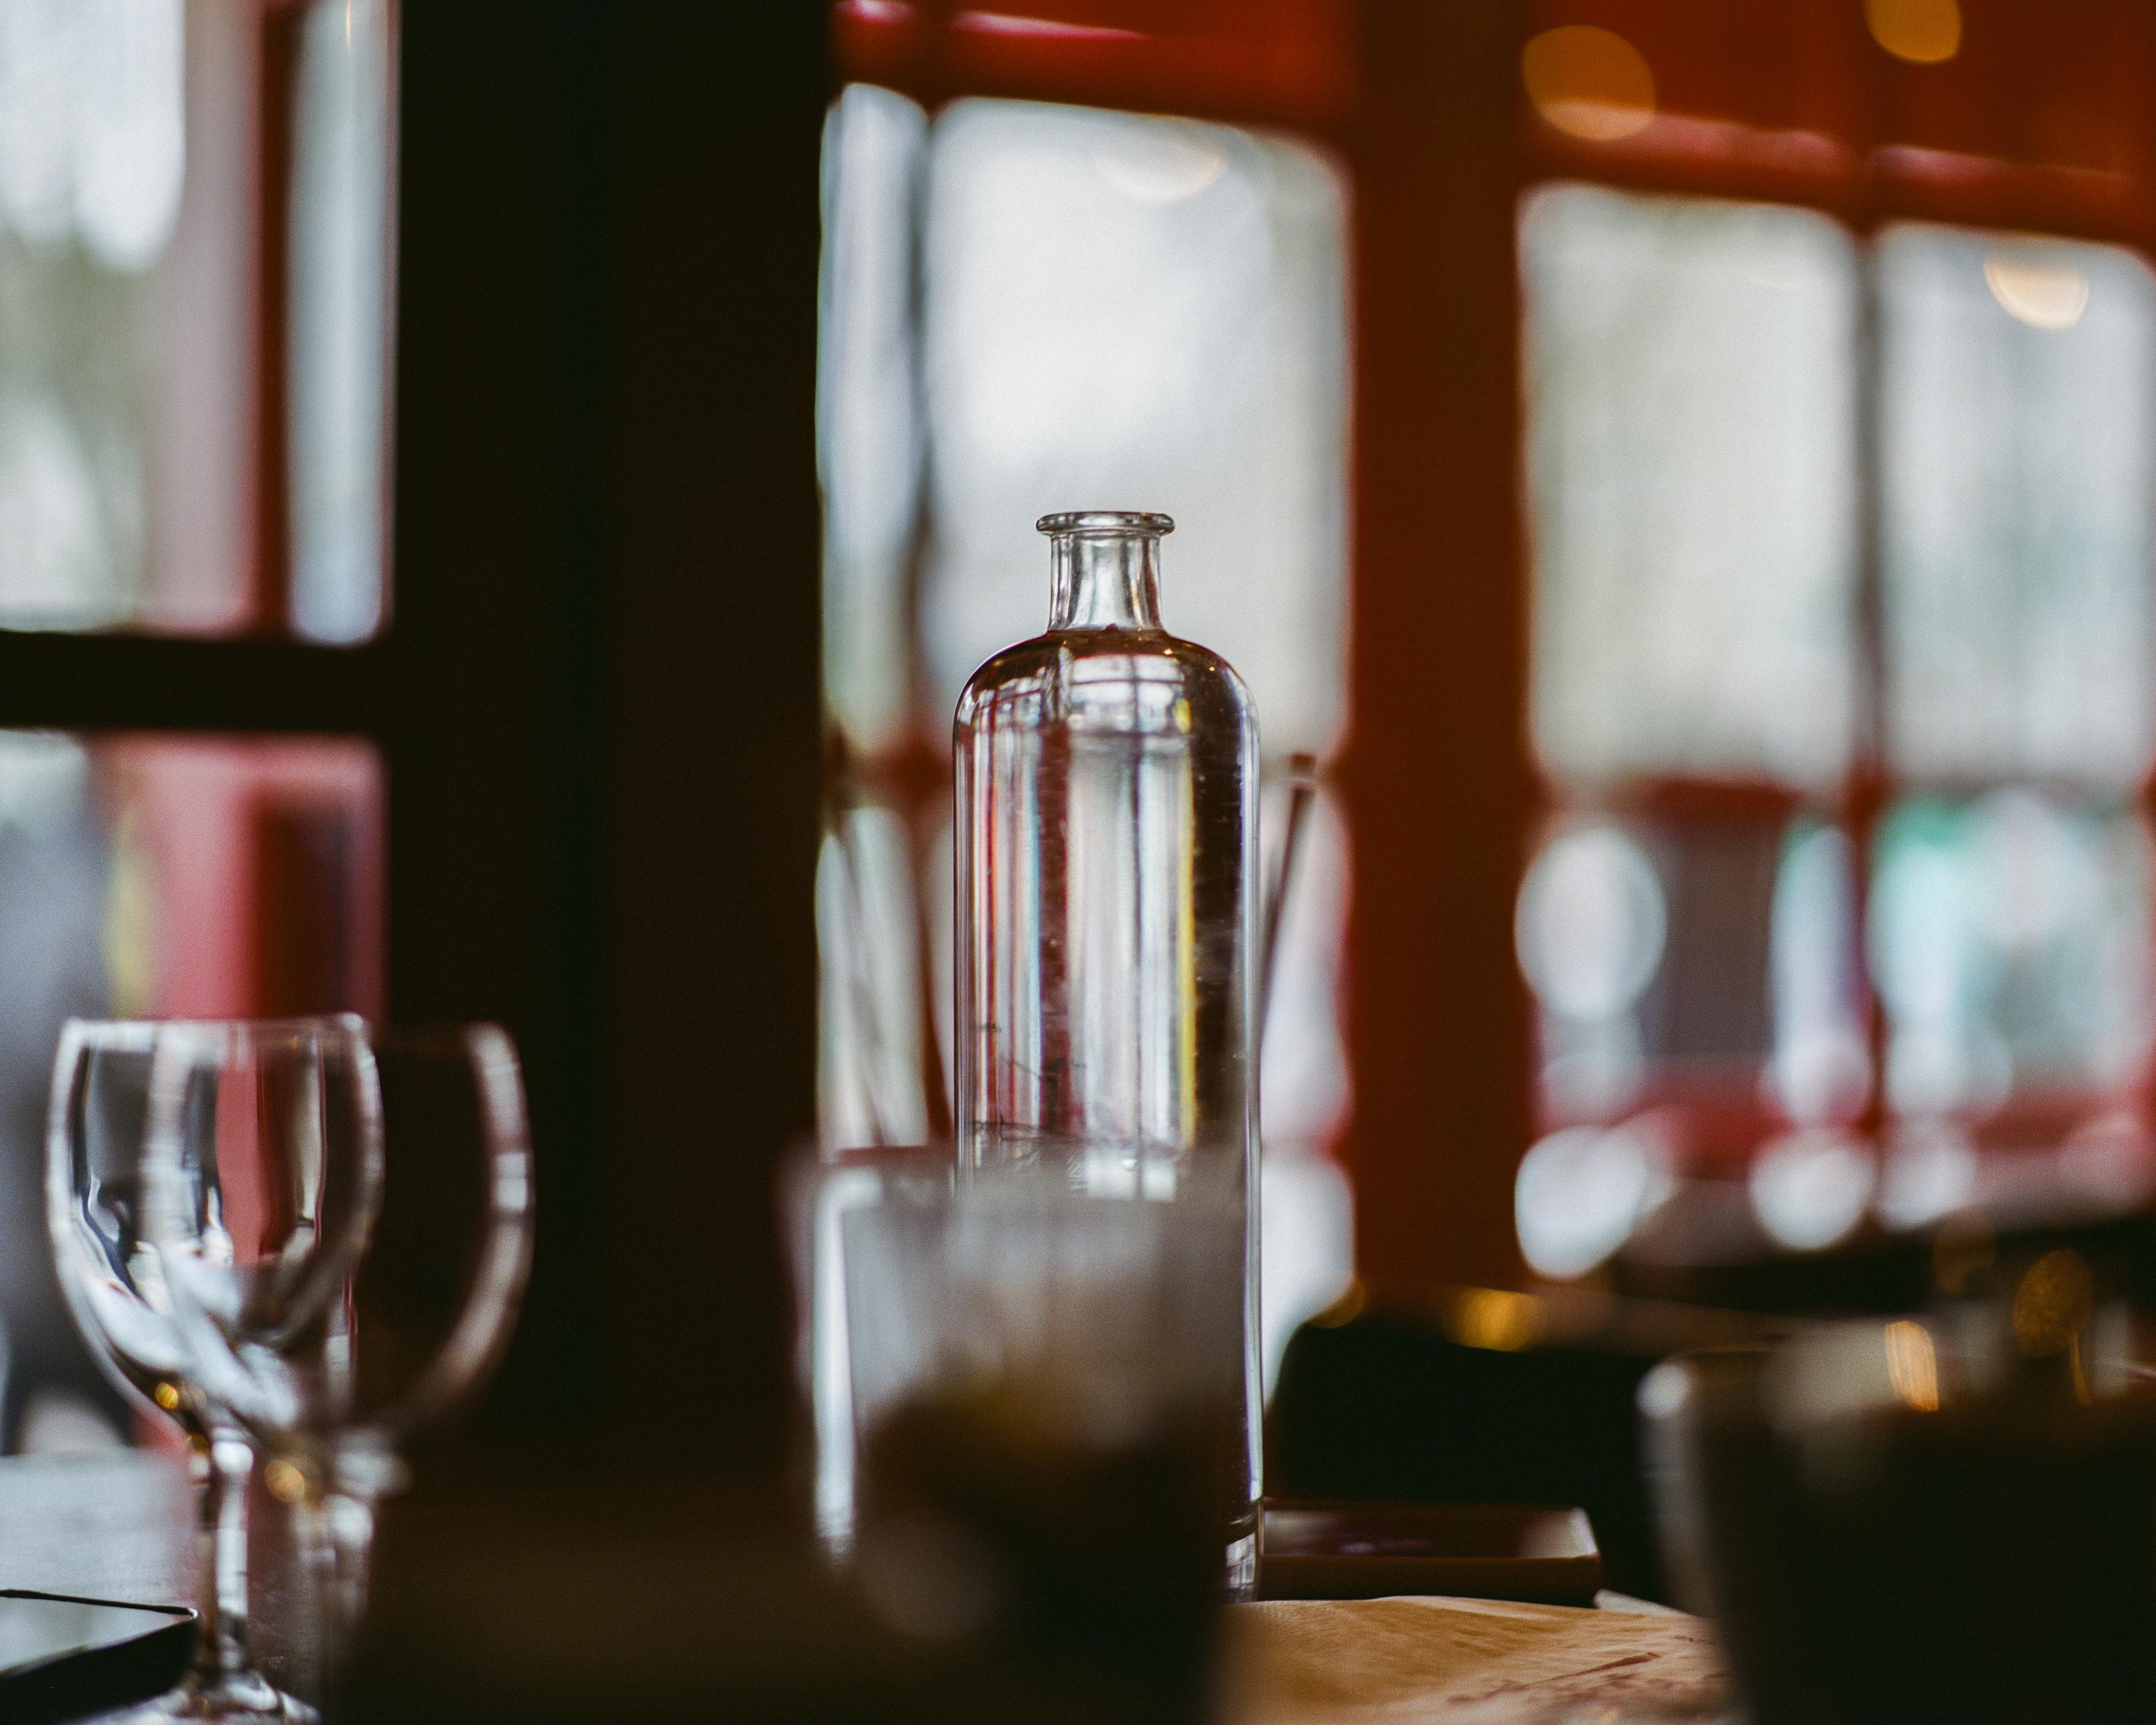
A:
[1640, 1319, 2156, 1725]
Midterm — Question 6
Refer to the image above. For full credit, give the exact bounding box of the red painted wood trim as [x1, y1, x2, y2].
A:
[1339, 1, 1535, 1294]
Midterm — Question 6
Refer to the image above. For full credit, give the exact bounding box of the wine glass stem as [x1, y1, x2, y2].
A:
[295, 1487, 375, 1683]
[196, 1427, 257, 1680]
[329, 1488, 377, 1639]
[291, 1495, 339, 1687]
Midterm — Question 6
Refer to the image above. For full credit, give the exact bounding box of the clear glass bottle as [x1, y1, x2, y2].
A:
[953, 511, 1261, 1592]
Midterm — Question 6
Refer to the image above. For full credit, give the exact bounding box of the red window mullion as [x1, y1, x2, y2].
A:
[1340, 0, 1535, 1296]
[832, 0, 1358, 134]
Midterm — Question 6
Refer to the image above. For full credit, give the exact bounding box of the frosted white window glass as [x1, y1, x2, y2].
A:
[289, 0, 392, 644]
[0, 0, 185, 627]
[0, 0, 390, 637]
[1879, 224, 2156, 785]
[1523, 184, 1859, 790]
[919, 99, 1349, 757]
[1871, 793, 2155, 1112]
[819, 85, 928, 750]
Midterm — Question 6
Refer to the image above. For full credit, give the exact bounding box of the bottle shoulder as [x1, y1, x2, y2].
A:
[954, 628, 1257, 737]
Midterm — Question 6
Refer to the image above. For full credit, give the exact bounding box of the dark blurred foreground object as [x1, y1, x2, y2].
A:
[797, 1149, 1251, 1594]
[1257, 1501, 1600, 1604]
[1268, 1285, 1779, 1601]
[1642, 1255, 2156, 1725]
[352, 1199, 1244, 1724]
[337, 1462, 1231, 1725]
[337, 1484, 918, 1723]
[1619, 1187, 2156, 1319]
[857, 1381, 1229, 1725]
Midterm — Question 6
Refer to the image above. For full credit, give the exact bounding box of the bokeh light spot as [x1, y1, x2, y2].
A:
[1983, 254, 2090, 329]
[1867, 0, 1962, 65]
[1091, 123, 1227, 204]
[2013, 1248, 2095, 1356]
[1523, 27, 1656, 143]
[1515, 1123, 1663, 1279]
[1883, 1319, 1940, 1412]
[1517, 823, 1665, 1020]
[1750, 1128, 1874, 1252]
[1448, 1287, 1543, 1353]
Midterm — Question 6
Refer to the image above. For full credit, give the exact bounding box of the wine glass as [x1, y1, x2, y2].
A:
[279, 1025, 536, 1661]
[46, 1015, 382, 1722]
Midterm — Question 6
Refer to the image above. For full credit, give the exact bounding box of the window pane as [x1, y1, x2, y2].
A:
[1522, 184, 1859, 790]
[288, 0, 393, 644]
[1519, 808, 1863, 1134]
[817, 800, 933, 1149]
[1872, 791, 2154, 1117]
[919, 98, 1349, 757]
[0, 732, 379, 1450]
[0, 0, 391, 638]
[1879, 225, 2156, 784]
[0, 0, 187, 627]
[819, 84, 928, 752]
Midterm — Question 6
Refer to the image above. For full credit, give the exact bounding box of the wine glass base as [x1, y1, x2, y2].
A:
[104, 1671, 319, 1723]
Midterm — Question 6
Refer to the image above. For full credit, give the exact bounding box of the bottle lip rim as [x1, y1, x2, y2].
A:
[1036, 511, 1174, 537]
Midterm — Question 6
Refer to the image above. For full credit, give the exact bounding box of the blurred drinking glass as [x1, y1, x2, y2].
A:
[48, 1015, 382, 1723]
[810, 1152, 1238, 1720]
[1642, 1286, 2156, 1725]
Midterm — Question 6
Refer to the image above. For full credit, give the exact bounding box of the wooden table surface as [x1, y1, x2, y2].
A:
[0, 1453, 1729, 1723]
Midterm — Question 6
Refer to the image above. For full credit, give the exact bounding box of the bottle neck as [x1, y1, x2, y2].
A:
[1048, 532, 1163, 632]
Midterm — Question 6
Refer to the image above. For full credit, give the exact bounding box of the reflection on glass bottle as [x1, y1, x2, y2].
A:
[953, 512, 1261, 1592]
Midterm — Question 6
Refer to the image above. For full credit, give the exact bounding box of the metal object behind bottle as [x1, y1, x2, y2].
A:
[952, 511, 1261, 1594]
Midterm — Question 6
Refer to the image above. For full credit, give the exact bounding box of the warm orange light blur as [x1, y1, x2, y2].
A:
[1932, 1213, 1995, 1296]
[1523, 27, 1655, 143]
[264, 1458, 310, 1505]
[1883, 1319, 1940, 1412]
[2013, 1249, 2096, 1356]
[1984, 254, 2090, 329]
[1866, 0, 1962, 65]
[1309, 1277, 1367, 1328]
[1449, 1286, 1544, 1352]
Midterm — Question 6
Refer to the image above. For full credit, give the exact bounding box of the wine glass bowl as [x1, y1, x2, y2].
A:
[339, 1025, 534, 1447]
[48, 1019, 207, 1434]
[144, 1017, 385, 1439]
